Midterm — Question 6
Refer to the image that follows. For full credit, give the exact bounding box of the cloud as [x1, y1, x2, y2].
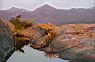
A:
[0, 0, 3, 9]
[45, 0, 94, 8]
[2, 0, 44, 10]
[1, 0, 94, 10]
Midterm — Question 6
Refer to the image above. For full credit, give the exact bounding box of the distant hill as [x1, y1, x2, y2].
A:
[0, 4, 95, 25]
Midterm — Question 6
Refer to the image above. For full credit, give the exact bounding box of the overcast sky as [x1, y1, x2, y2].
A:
[0, 0, 94, 10]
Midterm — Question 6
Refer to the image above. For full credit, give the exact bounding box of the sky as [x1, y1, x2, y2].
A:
[0, 0, 95, 10]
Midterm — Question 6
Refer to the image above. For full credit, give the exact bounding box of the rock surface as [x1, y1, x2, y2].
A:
[1, 15, 95, 62]
[43, 24, 95, 62]
[0, 19, 15, 62]
[29, 24, 95, 62]
[8, 18, 95, 62]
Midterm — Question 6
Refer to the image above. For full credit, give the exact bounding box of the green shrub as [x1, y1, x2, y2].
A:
[10, 15, 33, 29]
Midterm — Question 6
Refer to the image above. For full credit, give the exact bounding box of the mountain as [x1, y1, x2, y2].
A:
[0, 4, 95, 25]
[0, 7, 30, 21]
[7, 7, 28, 12]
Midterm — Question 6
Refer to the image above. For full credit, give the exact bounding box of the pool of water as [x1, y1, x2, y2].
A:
[7, 46, 68, 62]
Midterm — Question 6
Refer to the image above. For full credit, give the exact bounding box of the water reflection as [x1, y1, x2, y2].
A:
[7, 46, 68, 62]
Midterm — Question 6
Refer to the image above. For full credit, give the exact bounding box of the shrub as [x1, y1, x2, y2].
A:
[10, 14, 33, 29]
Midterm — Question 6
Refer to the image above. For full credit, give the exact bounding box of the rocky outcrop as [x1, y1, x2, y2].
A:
[0, 19, 15, 62]
[41, 24, 95, 62]
[29, 24, 95, 62]
[1, 14, 95, 62]
[7, 17, 95, 62]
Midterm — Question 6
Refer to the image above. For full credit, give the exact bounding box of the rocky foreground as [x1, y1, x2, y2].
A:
[30, 24, 95, 62]
[0, 16, 95, 62]
[10, 21, 95, 62]
[55, 24, 95, 62]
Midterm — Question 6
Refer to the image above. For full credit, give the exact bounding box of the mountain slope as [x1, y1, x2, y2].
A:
[0, 4, 95, 25]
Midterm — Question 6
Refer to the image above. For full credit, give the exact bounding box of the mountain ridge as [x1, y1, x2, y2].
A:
[0, 4, 95, 25]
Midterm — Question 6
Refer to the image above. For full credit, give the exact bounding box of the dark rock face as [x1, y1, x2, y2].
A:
[0, 19, 15, 62]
